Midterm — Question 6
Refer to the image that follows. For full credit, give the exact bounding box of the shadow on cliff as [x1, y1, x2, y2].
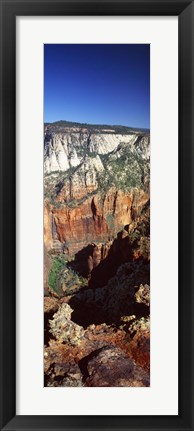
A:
[68, 226, 136, 287]
[67, 243, 96, 278]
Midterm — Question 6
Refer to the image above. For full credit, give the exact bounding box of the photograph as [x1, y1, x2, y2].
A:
[44, 44, 150, 387]
[2, 1, 194, 428]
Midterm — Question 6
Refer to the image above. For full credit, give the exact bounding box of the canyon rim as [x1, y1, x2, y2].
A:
[44, 44, 150, 387]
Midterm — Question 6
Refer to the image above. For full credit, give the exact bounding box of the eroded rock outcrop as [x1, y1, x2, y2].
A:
[44, 317, 150, 386]
[44, 342, 84, 387]
[85, 346, 149, 387]
[44, 126, 149, 174]
[70, 260, 150, 326]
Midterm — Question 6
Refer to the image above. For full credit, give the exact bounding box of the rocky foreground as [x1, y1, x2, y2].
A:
[44, 121, 150, 387]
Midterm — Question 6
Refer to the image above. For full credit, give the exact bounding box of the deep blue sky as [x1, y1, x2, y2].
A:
[44, 44, 150, 129]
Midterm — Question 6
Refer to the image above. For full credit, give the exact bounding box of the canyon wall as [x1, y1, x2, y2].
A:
[44, 124, 150, 257]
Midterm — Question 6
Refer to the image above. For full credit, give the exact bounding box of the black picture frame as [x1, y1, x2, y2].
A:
[0, 1, 194, 430]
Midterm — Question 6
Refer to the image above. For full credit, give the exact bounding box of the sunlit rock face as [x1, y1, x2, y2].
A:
[44, 132, 83, 174]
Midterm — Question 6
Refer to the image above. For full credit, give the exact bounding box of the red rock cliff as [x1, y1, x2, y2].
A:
[44, 187, 149, 256]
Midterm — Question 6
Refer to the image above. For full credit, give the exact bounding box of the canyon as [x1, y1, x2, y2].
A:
[44, 121, 150, 387]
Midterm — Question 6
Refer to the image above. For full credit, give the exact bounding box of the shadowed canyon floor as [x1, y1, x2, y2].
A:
[44, 122, 150, 387]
